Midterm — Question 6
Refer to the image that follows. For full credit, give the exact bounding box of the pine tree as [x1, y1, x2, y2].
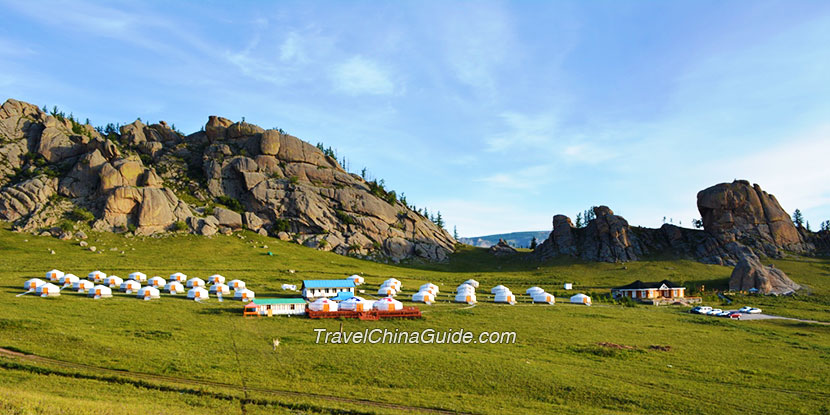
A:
[806, 221, 811, 232]
[793, 209, 804, 228]
[575, 212, 583, 228]
[453, 226, 459, 240]
[435, 211, 444, 228]
[530, 237, 538, 250]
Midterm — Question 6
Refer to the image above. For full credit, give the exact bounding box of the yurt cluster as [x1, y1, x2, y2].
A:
[23, 269, 256, 302]
[25, 269, 594, 317]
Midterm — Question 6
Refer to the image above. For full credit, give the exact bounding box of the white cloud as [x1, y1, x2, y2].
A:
[330, 56, 396, 95]
[476, 164, 554, 191]
[279, 32, 308, 63]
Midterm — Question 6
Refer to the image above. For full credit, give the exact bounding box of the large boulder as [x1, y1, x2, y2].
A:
[698, 180, 811, 256]
[260, 130, 281, 156]
[488, 239, 517, 256]
[213, 207, 243, 229]
[729, 245, 800, 294]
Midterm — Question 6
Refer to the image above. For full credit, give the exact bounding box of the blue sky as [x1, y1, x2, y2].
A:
[1, 0, 829, 236]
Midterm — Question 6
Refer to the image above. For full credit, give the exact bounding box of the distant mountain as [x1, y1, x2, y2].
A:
[459, 231, 549, 248]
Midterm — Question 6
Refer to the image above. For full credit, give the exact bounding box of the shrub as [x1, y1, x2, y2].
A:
[174, 221, 187, 231]
[127, 224, 137, 233]
[335, 209, 356, 225]
[273, 219, 291, 233]
[216, 196, 244, 213]
[204, 205, 214, 215]
[68, 207, 95, 222]
[317, 239, 328, 248]
[58, 220, 74, 232]
[289, 176, 299, 185]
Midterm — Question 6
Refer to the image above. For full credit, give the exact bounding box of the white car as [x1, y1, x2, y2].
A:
[693, 306, 713, 315]
[739, 306, 762, 314]
[708, 309, 723, 315]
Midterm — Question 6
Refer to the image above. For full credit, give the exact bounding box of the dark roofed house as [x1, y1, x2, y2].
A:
[611, 280, 686, 300]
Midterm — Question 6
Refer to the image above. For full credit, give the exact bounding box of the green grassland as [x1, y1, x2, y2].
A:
[0, 223, 828, 414]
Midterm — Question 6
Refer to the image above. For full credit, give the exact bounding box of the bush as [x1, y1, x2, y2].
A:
[67, 208, 95, 223]
[317, 239, 328, 248]
[127, 224, 137, 233]
[335, 210, 356, 225]
[216, 196, 244, 213]
[273, 219, 290, 233]
[58, 220, 74, 232]
[289, 176, 299, 185]
[174, 221, 187, 231]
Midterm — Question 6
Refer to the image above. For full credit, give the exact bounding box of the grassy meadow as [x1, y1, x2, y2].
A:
[0, 223, 828, 414]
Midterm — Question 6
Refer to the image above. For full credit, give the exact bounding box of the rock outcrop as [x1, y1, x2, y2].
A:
[728, 244, 800, 294]
[697, 180, 812, 256]
[535, 206, 736, 264]
[488, 239, 517, 256]
[0, 98, 454, 262]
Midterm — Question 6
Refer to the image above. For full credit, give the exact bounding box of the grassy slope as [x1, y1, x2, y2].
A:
[0, 224, 828, 414]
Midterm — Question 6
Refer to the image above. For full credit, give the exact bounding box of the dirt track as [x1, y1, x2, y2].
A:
[0, 347, 467, 415]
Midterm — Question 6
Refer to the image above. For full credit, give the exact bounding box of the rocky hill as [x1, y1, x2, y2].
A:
[0, 98, 454, 262]
[533, 180, 826, 294]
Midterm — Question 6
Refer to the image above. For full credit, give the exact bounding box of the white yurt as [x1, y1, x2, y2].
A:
[526, 286, 545, 295]
[463, 279, 479, 288]
[74, 280, 94, 292]
[570, 293, 592, 306]
[128, 272, 147, 282]
[454, 292, 477, 304]
[187, 287, 209, 300]
[24, 278, 46, 291]
[169, 272, 187, 282]
[207, 274, 225, 284]
[532, 292, 555, 304]
[59, 274, 80, 287]
[456, 284, 476, 294]
[420, 283, 439, 293]
[309, 297, 338, 312]
[382, 278, 401, 290]
[120, 280, 141, 293]
[490, 285, 509, 294]
[281, 284, 297, 291]
[164, 281, 184, 294]
[105, 276, 123, 288]
[412, 291, 435, 304]
[563, 283, 573, 290]
[46, 269, 64, 282]
[209, 283, 230, 295]
[234, 288, 255, 302]
[347, 274, 364, 285]
[186, 277, 205, 288]
[378, 286, 397, 296]
[137, 286, 160, 300]
[148, 277, 166, 287]
[494, 291, 516, 305]
[228, 279, 246, 290]
[88, 270, 107, 283]
[88, 285, 113, 299]
[373, 297, 403, 311]
[339, 296, 372, 312]
[36, 283, 61, 297]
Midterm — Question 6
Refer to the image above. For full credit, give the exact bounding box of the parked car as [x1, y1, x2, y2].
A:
[692, 306, 713, 315]
[709, 309, 723, 315]
[717, 311, 732, 317]
[728, 312, 742, 320]
[747, 307, 762, 314]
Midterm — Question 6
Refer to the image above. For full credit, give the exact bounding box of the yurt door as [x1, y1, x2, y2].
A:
[267, 306, 272, 317]
[466, 295, 471, 303]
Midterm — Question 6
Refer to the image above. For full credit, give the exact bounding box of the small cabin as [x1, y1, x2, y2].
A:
[612, 280, 686, 300]
[245, 298, 307, 317]
[301, 280, 355, 300]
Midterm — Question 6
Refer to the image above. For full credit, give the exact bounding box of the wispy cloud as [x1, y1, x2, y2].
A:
[330, 56, 397, 95]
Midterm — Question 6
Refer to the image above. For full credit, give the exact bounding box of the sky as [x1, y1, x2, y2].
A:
[1, 0, 829, 237]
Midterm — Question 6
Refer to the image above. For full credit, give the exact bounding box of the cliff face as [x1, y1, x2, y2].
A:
[0, 98, 454, 262]
[697, 180, 812, 256]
